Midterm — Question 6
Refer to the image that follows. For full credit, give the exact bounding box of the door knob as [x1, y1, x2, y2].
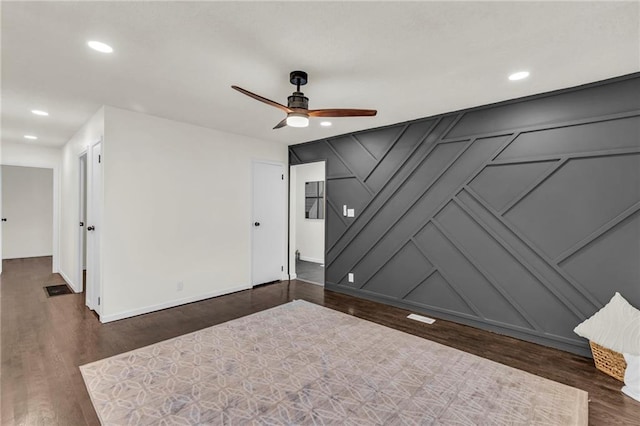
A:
[80, 222, 84, 227]
[254, 222, 260, 227]
[87, 226, 95, 231]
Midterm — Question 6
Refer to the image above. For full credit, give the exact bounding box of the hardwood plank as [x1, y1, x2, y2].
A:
[1, 257, 638, 425]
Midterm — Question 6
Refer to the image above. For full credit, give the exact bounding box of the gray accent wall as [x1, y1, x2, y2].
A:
[289, 74, 640, 357]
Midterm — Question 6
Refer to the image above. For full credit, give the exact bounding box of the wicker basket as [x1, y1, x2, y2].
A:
[589, 341, 627, 382]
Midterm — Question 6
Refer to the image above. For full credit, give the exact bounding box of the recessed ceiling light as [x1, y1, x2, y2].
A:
[31, 109, 49, 116]
[509, 71, 530, 81]
[87, 40, 113, 53]
[24, 135, 38, 140]
[320, 121, 332, 127]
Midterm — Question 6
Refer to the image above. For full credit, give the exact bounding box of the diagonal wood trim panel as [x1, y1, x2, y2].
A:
[290, 73, 640, 356]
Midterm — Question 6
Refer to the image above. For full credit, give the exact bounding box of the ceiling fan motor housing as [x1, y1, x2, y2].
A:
[287, 92, 309, 110]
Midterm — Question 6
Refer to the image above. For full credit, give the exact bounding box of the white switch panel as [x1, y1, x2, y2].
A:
[347, 208, 355, 217]
[343, 205, 348, 216]
[348, 273, 354, 283]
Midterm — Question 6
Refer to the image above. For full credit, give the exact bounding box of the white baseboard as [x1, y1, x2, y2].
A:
[2, 253, 53, 260]
[299, 256, 324, 264]
[296, 277, 324, 286]
[100, 284, 252, 323]
[59, 269, 80, 293]
[289, 273, 297, 280]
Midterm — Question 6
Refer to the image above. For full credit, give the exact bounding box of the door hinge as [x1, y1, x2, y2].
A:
[281, 174, 284, 180]
[98, 154, 101, 163]
[281, 266, 284, 271]
[98, 297, 101, 305]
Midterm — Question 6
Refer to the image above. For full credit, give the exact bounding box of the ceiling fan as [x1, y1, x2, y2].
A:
[231, 70, 377, 129]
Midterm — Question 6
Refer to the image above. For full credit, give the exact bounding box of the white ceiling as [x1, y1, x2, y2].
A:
[2, 1, 639, 148]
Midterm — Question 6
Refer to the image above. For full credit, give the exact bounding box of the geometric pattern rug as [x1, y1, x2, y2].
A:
[80, 300, 588, 425]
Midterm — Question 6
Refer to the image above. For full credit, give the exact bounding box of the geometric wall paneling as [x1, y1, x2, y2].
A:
[561, 211, 640, 308]
[322, 119, 446, 273]
[364, 119, 438, 193]
[443, 75, 640, 140]
[435, 202, 584, 339]
[328, 135, 379, 181]
[333, 135, 508, 287]
[351, 126, 405, 160]
[289, 141, 353, 177]
[325, 203, 348, 251]
[289, 73, 640, 356]
[325, 177, 373, 225]
[468, 160, 558, 212]
[455, 189, 601, 318]
[327, 117, 453, 263]
[331, 140, 468, 281]
[359, 241, 433, 299]
[504, 154, 640, 260]
[403, 271, 477, 317]
[496, 115, 640, 160]
[413, 222, 534, 330]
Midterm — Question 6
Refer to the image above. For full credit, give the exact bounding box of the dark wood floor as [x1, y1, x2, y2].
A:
[2, 257, 639, 425]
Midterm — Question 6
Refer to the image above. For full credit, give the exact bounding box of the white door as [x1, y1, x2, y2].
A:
[86, 142, 102, 312]
[252, 161, 286, 286]
[1, 166, 54, 259]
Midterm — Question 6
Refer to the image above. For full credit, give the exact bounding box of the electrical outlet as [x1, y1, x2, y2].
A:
[177, 281, 184, 291]
[348, 273, 354, 283]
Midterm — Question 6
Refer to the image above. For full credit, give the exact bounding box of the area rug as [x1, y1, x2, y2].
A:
[80, 300, 588, 425]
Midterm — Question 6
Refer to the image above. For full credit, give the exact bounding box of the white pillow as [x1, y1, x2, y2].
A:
[622, 353, 640, 402]
[573, 292, 640, 355]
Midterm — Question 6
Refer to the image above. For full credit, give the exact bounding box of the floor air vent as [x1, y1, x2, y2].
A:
[407, 313, 436, 324]
[44, 284, 72, 297]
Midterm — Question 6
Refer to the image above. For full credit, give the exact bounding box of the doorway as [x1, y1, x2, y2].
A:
[1, 165, 54, 261]
[251, 161, 286, 286]
[289, 161, 326, 285]
[78, 153, 88, 294]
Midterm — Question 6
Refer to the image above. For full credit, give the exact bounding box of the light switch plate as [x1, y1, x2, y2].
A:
[347, 208, 355, 217]
[343, 205, 348, 216]
[348, 273, 354, 283]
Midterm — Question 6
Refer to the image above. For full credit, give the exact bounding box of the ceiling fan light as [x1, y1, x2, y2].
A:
[286, 113, 309, 128]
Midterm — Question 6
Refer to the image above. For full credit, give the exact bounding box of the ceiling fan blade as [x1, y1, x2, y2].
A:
[231, 86, 292, 113]
[308, 108, 377, 118]
[273, 118, 288, 129]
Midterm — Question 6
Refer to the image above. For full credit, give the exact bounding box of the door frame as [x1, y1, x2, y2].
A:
[0, 160, 60, 274]
[250, 159, 287, 286]
[77, 150, 88, 292]
[288, 160, 327, 284]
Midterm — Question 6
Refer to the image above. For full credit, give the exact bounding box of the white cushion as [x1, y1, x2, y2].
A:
[622, 353, 640, 402]
[573, 292, 640, 355]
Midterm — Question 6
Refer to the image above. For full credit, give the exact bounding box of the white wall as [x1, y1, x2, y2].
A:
[1, 166, 53, 259]
[293, 162, 325, 263]
[100, 107, 288, 322]
[1, 142, 62, 166]
[59, 107, 104, 291]
[0, 141, 61, 272]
